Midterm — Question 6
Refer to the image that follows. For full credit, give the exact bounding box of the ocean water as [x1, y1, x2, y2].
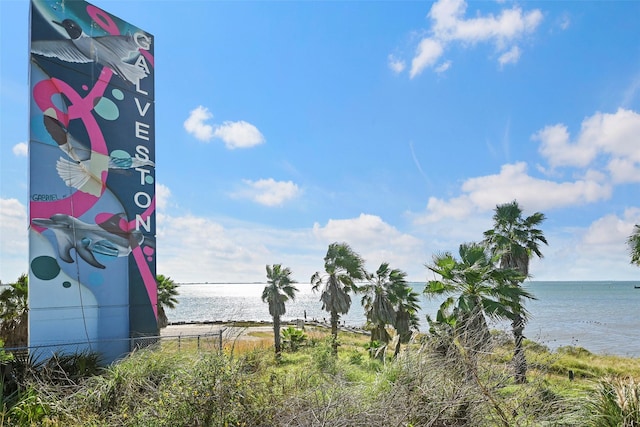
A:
[168, 281, 640, 357]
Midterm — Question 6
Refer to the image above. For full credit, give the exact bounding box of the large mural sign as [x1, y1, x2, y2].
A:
[29, 0, 156, 363]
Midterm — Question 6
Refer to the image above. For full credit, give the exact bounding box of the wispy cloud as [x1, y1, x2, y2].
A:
[498, 46, 521, 67]
[184, 106, 264, 149]
[410, 38, 444, 78]
[156, 183, 171, 211]
[232, 178, 301, 206]
[388, 54, 406, 74]
[559, 13, 571, 31]
[12, 142, 27, 157]
[403, 0, 543, 78]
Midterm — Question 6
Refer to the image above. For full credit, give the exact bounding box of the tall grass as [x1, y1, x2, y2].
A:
[586, 376, 640, 427]
[0, 328, 637, 426]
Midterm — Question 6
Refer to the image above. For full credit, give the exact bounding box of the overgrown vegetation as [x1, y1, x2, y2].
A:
[0, 327, 638, 426]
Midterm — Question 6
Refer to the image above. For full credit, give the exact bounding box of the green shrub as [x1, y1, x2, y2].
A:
[311, 340, 336, 374]
[281, 326, 307, 352]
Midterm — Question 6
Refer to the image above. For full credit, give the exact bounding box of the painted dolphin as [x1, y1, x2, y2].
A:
[32, 213, 146, 269]
[31, 18, 149, 86]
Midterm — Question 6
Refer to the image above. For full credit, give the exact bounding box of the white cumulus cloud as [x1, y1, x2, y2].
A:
[214, 121, 265, 149]
[184, 106, 214, 141]
[312, 213, 425, 274]
[12, 142, 28, 157]
[184, 106, 265, 149]
[232, 178, 301, 207]
[534, 108, 640, 183]
[414, 162, 612, 223]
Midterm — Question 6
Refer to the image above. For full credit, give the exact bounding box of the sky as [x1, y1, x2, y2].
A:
[1, 0, 640, 284]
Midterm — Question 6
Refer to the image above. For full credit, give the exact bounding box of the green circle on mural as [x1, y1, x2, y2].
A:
[31, 256, 61, 280]
[62, 281, 72, 288]
[111, 88, 125, 100]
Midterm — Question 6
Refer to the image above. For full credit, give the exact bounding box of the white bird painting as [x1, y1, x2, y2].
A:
[31, 18, 150, 86]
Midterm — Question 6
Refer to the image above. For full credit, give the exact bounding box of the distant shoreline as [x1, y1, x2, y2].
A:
[162, 319, 370, 337]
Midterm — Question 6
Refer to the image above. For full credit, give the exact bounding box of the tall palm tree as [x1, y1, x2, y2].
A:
[628, 225, 640, 266]
[311, 242, 366, 355]
[390, 280, 421, 357]
[156, 275, 179, 329]
[483, 200, 547, 383]
[425, 243, 529, 359]
[262, 264, 298, 358]
[361, 263, 400, 347]
[0, 273, 29, 348]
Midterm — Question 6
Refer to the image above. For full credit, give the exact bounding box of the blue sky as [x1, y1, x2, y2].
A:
[2, 0, 640, 283]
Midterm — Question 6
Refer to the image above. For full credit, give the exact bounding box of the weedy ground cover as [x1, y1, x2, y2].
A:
[0, 327, 637, 426]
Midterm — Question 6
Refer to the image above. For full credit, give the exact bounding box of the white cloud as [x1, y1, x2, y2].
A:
[498, 46, 521, 67]
[0, 198, 28, 282]
[312, 213, 426, 275]
[232, 178, 301, 207]
[534, 108, 640, 182]
[435, 60, 452, 73]
[157, 214, 273, 281]
[414, 162, 612, 223]
[12, 142, 28, 157]
[607, 158, 640, 184]
[582, 208, 640, 247]
[559, 14, 571, 31]
[184, 106, 265, 149]
[534, 208, 640, 281]
[621, 73, 640, 107]
[156, 183, 171, 211]
[406, 0, 542, 77]
[410, 38, 444, 78]
[388, 54, 406, 74]
[213, 121, 265, 149]
[431, 0, 542, 44]
[184, 106, 214, 141]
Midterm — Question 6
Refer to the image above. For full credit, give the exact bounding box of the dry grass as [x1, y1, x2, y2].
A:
[2, 325, 638, 426]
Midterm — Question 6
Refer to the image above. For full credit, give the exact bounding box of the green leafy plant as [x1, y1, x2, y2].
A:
[281, 326, 307, 352]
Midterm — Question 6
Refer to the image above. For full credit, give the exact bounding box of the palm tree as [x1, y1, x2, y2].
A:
[361, 263, 398, 347]
[0, 273, 29, 348]
[483, 200, 547, 383]
[262, 264, 298, 358]
[390, 280, 421, 357]
[628, 225, 640, 266]
[425, 243, 529, 359]
[156, 275, 179, 329]
[311, 242, 366, 355]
